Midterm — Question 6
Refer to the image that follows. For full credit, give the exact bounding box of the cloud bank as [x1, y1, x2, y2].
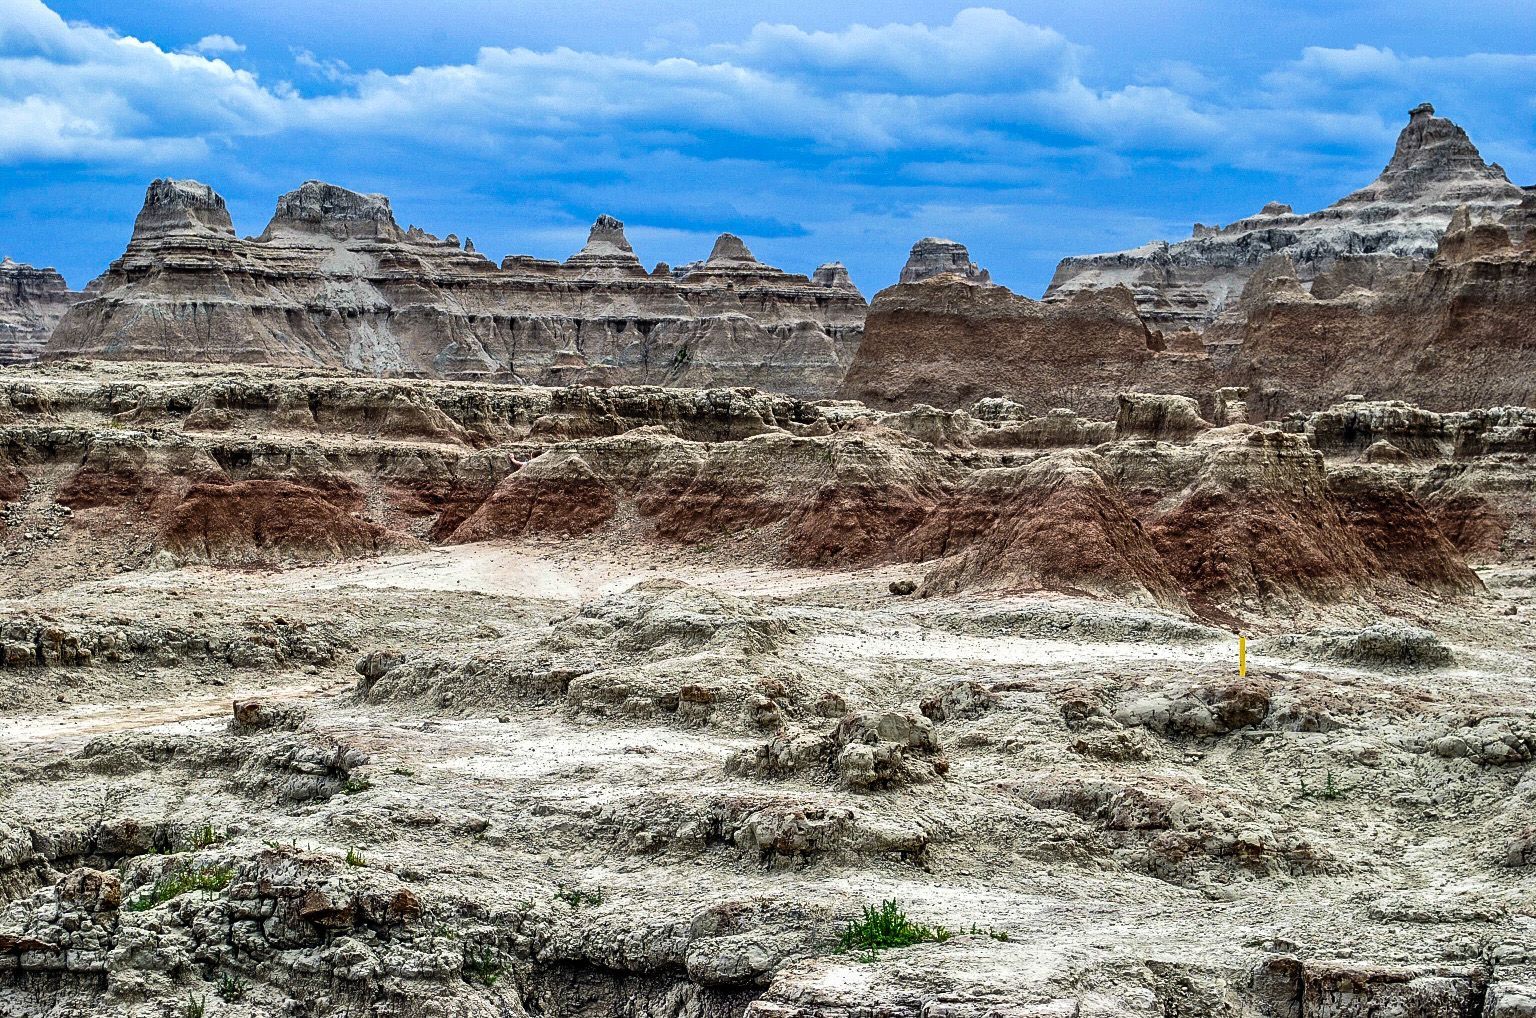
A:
[0, 0, 1532, 292]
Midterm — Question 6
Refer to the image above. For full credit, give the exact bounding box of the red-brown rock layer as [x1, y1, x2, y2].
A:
[0, 366, 1498, 615]
[906, 453, 1187, 609]
[839, 277, 1216, 417]
[160, 480, 414, 565]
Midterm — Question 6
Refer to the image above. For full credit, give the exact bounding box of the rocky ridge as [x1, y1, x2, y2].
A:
[43, 181, 865, 398]
[1047, 104, 1527, 334]
[844, 177, 1536, 424]
[9, 102, 1533, 430]
[840, 275, 1216, 418]
[1227, 190, 1536, 417]
[0, 362, 1499, 619]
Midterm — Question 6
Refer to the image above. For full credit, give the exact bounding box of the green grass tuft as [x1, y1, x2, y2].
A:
[837, 900, 950, 957]
[1300, 769, 1346, 801]
[184, 822, 224, 851]
[215, 973, 249, 1002]
[555, 884, 603, 908]
[125, 866, 234, 911]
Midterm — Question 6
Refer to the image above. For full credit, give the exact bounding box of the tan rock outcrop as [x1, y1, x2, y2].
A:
[898, 237, 990, 284]
[1233, 195, 1536, 417]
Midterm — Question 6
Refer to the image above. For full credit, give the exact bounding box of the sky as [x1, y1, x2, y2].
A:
[1, 1, 1534, 295]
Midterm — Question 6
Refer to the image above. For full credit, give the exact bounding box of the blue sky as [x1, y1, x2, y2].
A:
[2, 1, 1533, 295]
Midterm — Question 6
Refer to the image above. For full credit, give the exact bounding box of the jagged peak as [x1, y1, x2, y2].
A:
[564, 214, 645, 275]
[1336, 103, 1519, 207]
[706, 233, 757, 263]
[900, 237, 991, 285]
[581, 214, 634, 254]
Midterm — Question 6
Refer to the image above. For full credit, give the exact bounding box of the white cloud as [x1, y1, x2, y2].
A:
[1261, 44, 1536, 102]
[0, 0, 282, 163]
[293, 48, 353, 83]
[187, 33, 245, 56]
[705, 8, 1081, 94]
[0, 0, 1532, 195]
[0, 93, 206, 162]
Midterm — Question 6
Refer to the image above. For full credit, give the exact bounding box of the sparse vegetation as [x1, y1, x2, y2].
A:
[1301, 769, 1347, 801]
[181, 993, 206, 1018]
[185, 822, 224, 851]
[345, 847, 367, 867]
[555, 884, 603, 908]
[342, 776, 372, 795]
[967, 923, 1009, 942]
[463, 945, 504, 986]
[215, 973, 249, 1002]
[125, 866, 235, 911]
[837, 900, 950, 958]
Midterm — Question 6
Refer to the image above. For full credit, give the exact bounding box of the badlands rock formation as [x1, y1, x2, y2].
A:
[844, 110, 1535, 421]
[3, 91, 1535, 1018]
[0, 362, 1490, 614]
[898, 238, 991, 284]
[11, 101, 1532, 430]
[840, 273, 1216, 417]
[1, 359, 1534, 1018]
[1232, 192, 1536, 417]
[44, 180, 865, 397]
[1048, 104, 1526, 333]
[0, 258, 75, 365]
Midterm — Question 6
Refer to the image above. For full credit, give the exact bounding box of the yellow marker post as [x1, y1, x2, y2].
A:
[1238, 634, 1247, 677]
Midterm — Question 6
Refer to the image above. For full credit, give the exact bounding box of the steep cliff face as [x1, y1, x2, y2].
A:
[44, 181, 865, 397]
[1233, 194, 1536, 417]
[1047, 104, 1525, 334]
[0, 258, 76, 364]
[838, 272, 1215, 417]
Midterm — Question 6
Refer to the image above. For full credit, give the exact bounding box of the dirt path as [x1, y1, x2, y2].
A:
[96, 541, 913, 603]
[0, 679, 347, 758]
